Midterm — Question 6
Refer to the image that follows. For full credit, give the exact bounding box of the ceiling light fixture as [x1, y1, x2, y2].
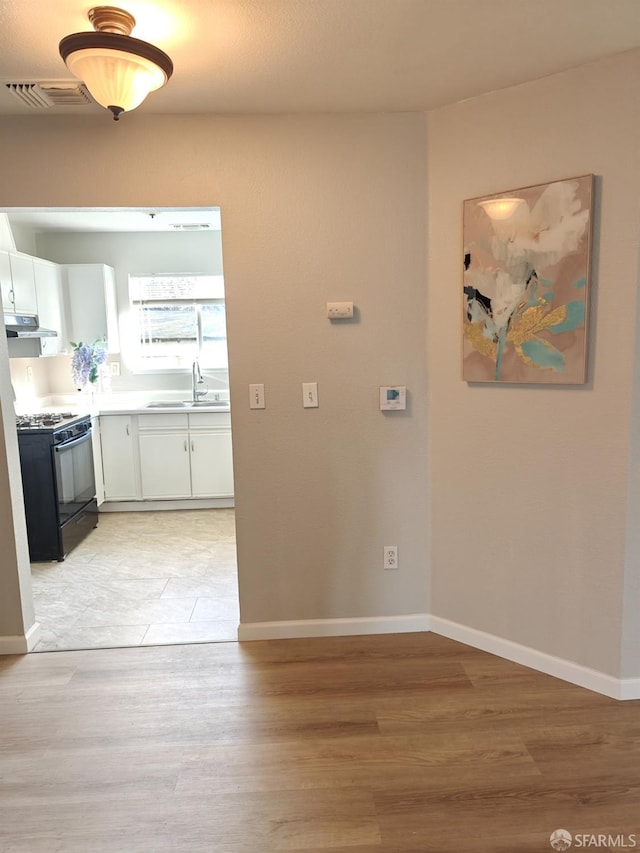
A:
[477, 197, 526, 221]
[59, 6, 173, 121]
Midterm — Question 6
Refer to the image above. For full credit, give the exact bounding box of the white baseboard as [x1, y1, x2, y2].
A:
[0, 621, 41, 655]
[25, 621, 42, 651]
[429, 615, 635, 700]
[100, 498, 234, 512]
[7, 608, 636, 700]
[238, 613, 430, 641]
[619, 678, 640, 700]
[238, 612, 640, 700]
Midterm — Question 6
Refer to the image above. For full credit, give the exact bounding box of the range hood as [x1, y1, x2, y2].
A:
[5, 313, 57, 339]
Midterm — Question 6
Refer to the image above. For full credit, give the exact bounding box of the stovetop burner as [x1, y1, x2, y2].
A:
[16, 412, 81, 430]
[16, 411, 75, 429]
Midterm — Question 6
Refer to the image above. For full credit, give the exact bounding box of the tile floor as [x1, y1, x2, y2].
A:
[31, 508, 239, 652]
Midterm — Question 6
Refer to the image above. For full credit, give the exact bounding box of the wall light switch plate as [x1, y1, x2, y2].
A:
[380, 386, 406, 411]
[249, 383, 265, 409]
[302, 382, 319, 408]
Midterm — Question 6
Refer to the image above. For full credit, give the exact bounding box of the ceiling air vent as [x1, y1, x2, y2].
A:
[5, 82, 93, 109]
[169, 223, 212, 231]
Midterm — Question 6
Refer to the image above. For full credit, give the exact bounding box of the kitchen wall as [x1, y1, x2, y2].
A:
[9, 356, 50, 411]
[427, 49, 640, 680]
[0, 111, 430, 646]
[8, 228, 227, 397]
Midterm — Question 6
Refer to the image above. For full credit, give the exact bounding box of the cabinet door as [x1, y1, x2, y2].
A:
[91, 416, 106, 507]
[139, 432, 192, 499]
[64, 264, 119, 353]
[0, 251, 13, 312]
[33, 258, 63, 356]
[190, 431, 234, 497]
[100, 415, 139, 500]
[9, 253, 37, 314]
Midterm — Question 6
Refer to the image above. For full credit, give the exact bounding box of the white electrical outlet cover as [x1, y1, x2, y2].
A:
[379, 386, 406, 410]
[327, 301, 354, 319]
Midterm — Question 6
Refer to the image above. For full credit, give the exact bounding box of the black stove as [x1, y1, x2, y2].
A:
[16, 411, 97, 561]
[16, 411, 91, 443]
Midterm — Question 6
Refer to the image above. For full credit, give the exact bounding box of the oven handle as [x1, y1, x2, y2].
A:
[54, 430, 92, 453]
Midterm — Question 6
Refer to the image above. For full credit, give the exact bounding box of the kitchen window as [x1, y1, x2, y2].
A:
[129, 273, 227, 370]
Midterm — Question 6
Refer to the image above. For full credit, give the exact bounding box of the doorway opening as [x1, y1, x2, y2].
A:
[2, 206, 239, 652]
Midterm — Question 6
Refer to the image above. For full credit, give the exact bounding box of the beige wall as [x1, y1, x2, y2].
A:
[3, 51, 639, 681]
[0, 113, 430, 637]
[427, 50, 640, 677]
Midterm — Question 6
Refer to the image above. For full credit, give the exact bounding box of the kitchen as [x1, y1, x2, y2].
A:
[3, 207, 239, 652]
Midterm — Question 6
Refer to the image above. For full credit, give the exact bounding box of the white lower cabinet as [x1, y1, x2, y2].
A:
[100, 411, 233, 505]
[91, 415, 106, 507]
[100, 415, 139, 501]
[139, 432, 192, 499]
[190, 431, 234, 497]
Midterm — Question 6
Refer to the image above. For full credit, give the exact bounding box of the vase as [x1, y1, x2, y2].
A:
[78, 384, 97, 412]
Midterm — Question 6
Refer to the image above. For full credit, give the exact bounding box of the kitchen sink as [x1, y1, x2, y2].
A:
[145, 401, 188, 408]
[145, 400, 229, 409]
[182, 400, 229, 407]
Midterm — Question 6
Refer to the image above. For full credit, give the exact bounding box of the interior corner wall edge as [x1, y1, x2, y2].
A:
[0, 308, 37, 643]
[426, 48, 640, 680]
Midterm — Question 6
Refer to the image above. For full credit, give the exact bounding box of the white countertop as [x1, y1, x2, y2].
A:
[99, 402, 231, 415]
[14, 392, 231, 418]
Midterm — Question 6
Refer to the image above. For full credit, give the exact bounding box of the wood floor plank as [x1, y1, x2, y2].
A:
[1, 632, 640, 852]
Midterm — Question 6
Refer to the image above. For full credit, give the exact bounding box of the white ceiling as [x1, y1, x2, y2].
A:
[1, 0, 640, 119]
[4, 207, 221, 234]
[5, 1, 640, 233]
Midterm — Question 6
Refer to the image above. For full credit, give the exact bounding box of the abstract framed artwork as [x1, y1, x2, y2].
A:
[462, 174, 594, 384]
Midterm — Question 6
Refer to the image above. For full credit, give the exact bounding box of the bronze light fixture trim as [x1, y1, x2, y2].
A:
[59, 6, 174, 121]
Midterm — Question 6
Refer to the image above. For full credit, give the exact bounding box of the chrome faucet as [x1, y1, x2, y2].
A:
[191, 359, 207, 402]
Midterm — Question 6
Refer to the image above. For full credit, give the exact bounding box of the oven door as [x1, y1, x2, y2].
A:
[54, 429, 96, 524]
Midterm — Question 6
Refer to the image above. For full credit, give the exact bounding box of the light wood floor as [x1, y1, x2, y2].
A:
[2, 632, 640, 852]
[31, 509, 239, 651]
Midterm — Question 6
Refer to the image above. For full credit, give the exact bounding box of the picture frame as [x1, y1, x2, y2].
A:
[462, 174, 594, 384]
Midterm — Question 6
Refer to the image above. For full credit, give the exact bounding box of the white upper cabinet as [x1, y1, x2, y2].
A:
[33, 258, 64, 356]
[62, 263, 120, 353]
[8, 252, 37, 314]
[0, 250, 12, 313]
[2, 251, 38, 315]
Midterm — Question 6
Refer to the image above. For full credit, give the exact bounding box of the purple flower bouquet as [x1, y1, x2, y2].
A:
[71, 341, 108, 390]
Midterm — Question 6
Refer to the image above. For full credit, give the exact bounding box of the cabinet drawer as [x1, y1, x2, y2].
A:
[138, 413, 189, 430]
[188, 412, 231, 429]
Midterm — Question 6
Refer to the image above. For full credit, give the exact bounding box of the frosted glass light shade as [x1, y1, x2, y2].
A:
[477, 197, 525, 220]
[65, 47, 168, 113]
[59, 8, 173, 120]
